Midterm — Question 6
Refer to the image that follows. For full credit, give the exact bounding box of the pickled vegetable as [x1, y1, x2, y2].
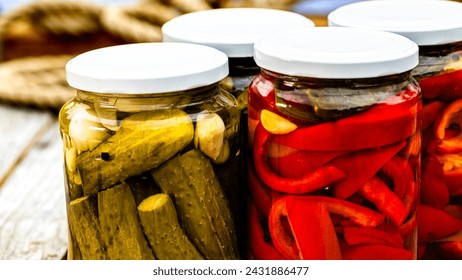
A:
[98, 183, 155, 260]
[138, 193, 204, 260]
[68, 196, 109, 260]
[152, 149, 239, 260]
[77, 109, 194, 196]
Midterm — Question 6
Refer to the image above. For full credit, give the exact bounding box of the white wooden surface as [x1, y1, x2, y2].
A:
[0, 103, 68, 260]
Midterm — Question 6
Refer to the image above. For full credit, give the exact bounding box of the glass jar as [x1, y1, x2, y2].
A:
[162, 8, 315, 234]
[59, 42, 242, 260]
[247, 27, 420, 260]
[329, 0, 462, 260]
[161, 8, 315, 108]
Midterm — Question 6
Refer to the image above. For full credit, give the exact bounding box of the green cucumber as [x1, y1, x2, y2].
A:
[76, 109, 194, 196]
[151, 149, 239, 260]
[98, 183, 155, 260]
[138, 193, 203, 260]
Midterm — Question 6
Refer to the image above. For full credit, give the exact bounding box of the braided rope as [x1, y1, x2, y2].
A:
[219, 0, 296, 9]
[0, 0, 103, 37]
[159, 0, 212, 13]
[100, 5, 164, 43]
[0, 55, 75, 108]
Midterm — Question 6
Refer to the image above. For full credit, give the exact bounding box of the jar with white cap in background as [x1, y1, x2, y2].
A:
[59, 42, 241, 260]
[248, 27, 420, 260]
[162, 9, 315, 243]
[329, 0, 462, 260]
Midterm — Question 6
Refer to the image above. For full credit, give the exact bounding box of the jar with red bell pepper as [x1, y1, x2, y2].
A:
[328, 0, 462, 260]
[247, 27, 421, 260]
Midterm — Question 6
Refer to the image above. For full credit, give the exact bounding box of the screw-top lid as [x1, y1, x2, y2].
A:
[161, 8, 315, 58]
[328, 0, 462, 46]
[253, 27, 419, 79]
[66, 42, 228, 94]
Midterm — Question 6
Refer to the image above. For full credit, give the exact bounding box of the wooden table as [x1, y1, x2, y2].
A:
[0, 104, 68, 260]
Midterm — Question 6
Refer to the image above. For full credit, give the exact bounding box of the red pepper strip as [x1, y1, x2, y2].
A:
[272, 91, 419, 151]
[419, 69, 462, 101]
[289, 195, 384, 228]
[421, 154, 450, 209]
[342, 244, 413, 260]
[269, 196, 341, 260]
[248, 202, 286, 260]
[343, 224, 404, 248]
[248, 164, 280, 217]
[422, 127, 436, 154]
[418, 204, 462, 243]
[435, 241, 462, 260]
[331, 141, 405, 199]
[381, 156, 416, 218]
[445, 205, 462, 220]
[253, 122, 346, 194]
[435, 99, 462, 153]
[398, 212, 416, 239]
[437, 153, 462, 196]
[359, 177, 407, 227]
[268, 148, 345, 178]
[423, 100, 445, 130]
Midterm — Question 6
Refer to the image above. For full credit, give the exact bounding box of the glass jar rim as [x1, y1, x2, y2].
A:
[161, 8, 315, 58]
[254, 27, 419, 79]
[65, 42, 228, 94]
[328, 0, 462, 46]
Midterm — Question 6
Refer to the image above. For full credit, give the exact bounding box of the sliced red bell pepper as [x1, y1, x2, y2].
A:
[287, 195, 384, 228]
[248, 202, 286, 260]
[272, 90, 420, 151]
[445, 205, 462, 220]
[398, 212, 416, 239]
[437, 153, 462, 196]
[423, 100, 445, 130]
[268, 148, 345, 178]
[435, 99, 462, 153]
[248, 74, 277, 114]
[331, 141, 405, 199]
[269, 196, 342, 260]
[421, 154, 450, 209]
[419, 69, 462, 101]
[359, 176, 407, 227]
[343, 223, 404, 249]
[248, 164, 280, 217]
[342, 244, 413, 260]
[418, 204, 462, 243]
[253, 122, 346, 194]
[381, 156, 417, 218]
[434, 241, 462, 260]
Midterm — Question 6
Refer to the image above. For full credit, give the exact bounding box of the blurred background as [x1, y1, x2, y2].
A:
[0, 0, 364, 109]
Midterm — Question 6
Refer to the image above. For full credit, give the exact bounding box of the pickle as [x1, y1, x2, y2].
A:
[125, 172, 161, 206]
[76, 109, 194, 196]
[98, 183, 155, 260]
[68, 196, 109, 260]
[151, 149, 239, 260]
[138, 193, 204, 260]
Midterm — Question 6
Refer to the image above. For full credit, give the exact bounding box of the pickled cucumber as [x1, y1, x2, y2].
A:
[138, 193, 203, 260]
[76, 109, 194, 196]
[151, 149, 239, 260]
[98, 183, 155, 260]
[68, 196, 109, 260]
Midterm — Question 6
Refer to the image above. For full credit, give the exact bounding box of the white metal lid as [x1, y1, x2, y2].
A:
[66, 42, 229, 94]
[253, 27, 419, 79]
[161, 8, 315, 58]
[328, 0, 462, 46]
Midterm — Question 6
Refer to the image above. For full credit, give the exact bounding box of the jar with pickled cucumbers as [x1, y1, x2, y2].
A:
[247, 27, 420, 260]
[328, 0, 462, 260]
[59, 42, 242, 260]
